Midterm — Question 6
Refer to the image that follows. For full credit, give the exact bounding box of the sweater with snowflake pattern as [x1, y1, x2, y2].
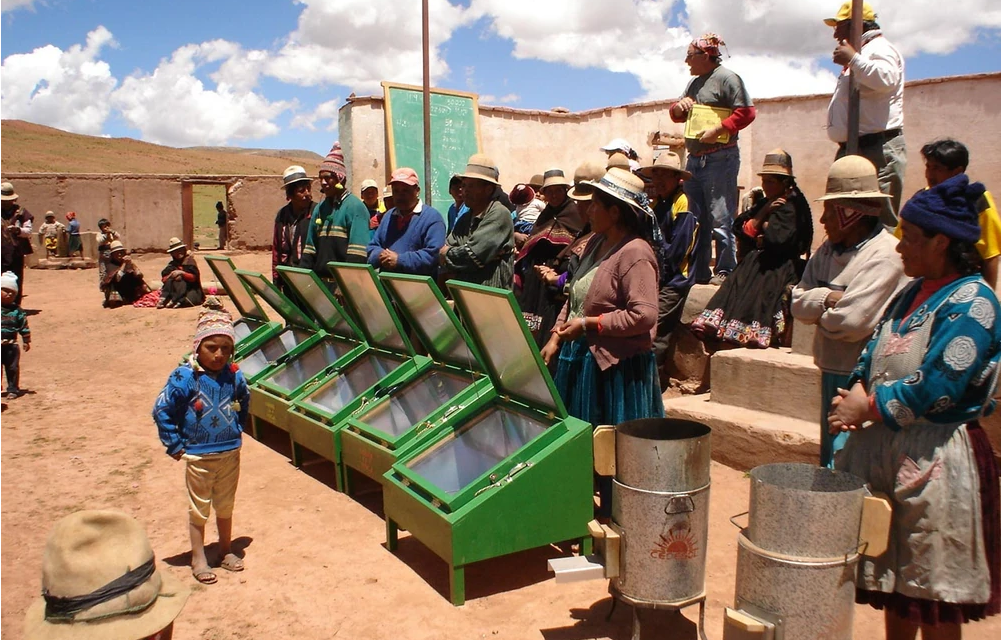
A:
[153, 362, 250, 456]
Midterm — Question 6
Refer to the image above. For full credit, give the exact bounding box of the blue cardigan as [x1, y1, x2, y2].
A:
[153, 363, 250, 456]
[366, 203, 446, 276]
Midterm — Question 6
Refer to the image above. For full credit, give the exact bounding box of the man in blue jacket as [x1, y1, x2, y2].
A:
[638, 152, 699, 378]
[367, 167, 446, 276]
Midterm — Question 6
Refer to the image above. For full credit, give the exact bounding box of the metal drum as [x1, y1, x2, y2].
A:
[748, 463, 867, 558]
[611, 418, 711, 604]
[733, 531, 858, 640]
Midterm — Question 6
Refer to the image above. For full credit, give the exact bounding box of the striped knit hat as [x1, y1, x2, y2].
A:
[193, 298, 234, 353]
[319, 142, 347, 180]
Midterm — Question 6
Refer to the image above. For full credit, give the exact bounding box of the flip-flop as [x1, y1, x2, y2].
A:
[220, 553, 244, 572]
[192, 567, 217, 584]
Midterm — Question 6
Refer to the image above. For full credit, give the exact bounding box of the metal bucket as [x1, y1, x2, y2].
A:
[611, 418, 712, 604]
[748, 463, 867, 558]
[732, 531, 858, 640]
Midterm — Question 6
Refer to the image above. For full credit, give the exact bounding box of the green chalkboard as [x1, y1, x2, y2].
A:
[383, 82, 482, 219]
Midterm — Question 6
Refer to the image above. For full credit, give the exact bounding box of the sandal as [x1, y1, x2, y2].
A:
[192, 566, 217, 584]
[220, 553, 244, 572]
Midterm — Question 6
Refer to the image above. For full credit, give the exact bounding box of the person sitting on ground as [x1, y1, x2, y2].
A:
[24, 509, 189, 640]
[446, 175, 469, 233]
[102, 241, 151, 308]
[272, 165, 314, 296]
[65, 211, 82, 257]
[1, 272, 30, 401]
[153, 302, 249, 585]
[691, 149, 813, 348]
[440, 154, 515, 289]
[367, 167, 445, 277]
[360, 178, 385, 234]
[637, 152, 700, 381]
[158, 238, 204, 309]
[791, 155, 910, 467]
[37, 211, 66, 258]
[510, 183, 544, 235]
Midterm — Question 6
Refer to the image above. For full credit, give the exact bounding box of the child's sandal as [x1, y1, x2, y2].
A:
[220, 553, 244, 572]
[192, 567, 217, 584]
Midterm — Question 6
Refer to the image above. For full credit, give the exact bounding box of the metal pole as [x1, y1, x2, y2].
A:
[845, 0, 863, 154]
[421, 0, 433, 205]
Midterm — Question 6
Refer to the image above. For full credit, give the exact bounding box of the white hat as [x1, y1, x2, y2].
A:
[360, 179, 379, 193]
[600, 138, 635, 155]
[1, 271, 18, 294]
[281, 165, 312, 189]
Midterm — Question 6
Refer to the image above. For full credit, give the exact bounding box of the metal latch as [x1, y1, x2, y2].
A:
[474, 461, 533, 496]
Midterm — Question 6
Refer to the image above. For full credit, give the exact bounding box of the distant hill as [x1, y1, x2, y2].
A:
[0, 120, 325, 175]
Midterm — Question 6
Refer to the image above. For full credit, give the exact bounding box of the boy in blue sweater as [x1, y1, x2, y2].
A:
[367, 167, 445, 276]
[153, 301, 249, 584]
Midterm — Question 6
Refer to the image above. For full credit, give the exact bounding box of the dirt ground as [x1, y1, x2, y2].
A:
[2, 252, 1000, 640]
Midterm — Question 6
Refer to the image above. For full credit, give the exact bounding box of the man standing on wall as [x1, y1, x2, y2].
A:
[272, 165, 314, 294]
[298, 143, 371, 282]
[824, 1, 905, 228]
[670, 33, 755, 286]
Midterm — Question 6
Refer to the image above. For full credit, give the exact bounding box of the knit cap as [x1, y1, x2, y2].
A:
[1, 271, 18, 294]
[319, 142, 347, 180]
[509, 184, 535, 206]
[192, 299, 235, 353]
[900, 173, 983, 244]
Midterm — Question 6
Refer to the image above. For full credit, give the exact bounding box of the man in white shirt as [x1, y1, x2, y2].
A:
[824, 1, 905, 229]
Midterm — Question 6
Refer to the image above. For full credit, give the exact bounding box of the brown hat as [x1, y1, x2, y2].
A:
[757, 149, 795, 178]
[541, 168, 572, 189]
[24, 510, 189, 640]
[816, 155, 890, 201]
[457, 154, 501, 186]
[568, 161, 606, 201]
[528, 174, 545, 190]
[606, 152, 631, 171]
[0, 181, 17, 201]
[636, 152, 691, 180]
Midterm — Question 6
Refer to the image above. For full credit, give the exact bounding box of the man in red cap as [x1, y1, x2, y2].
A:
[298, 142, 371, 281]
[366, 167, 445, 276]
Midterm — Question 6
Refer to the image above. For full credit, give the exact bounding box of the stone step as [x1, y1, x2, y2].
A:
[791, 321, 816, 357]
[663, 393, 820, 471]
[710, 347, 821, 421]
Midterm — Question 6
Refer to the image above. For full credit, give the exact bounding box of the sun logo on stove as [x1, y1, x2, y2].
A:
[650, 524, 698, 560]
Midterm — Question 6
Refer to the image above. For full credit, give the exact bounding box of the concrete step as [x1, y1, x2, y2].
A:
[710, 347, 821, 421]
[663, 393, 820, 471]
[791, 321, 816, 357]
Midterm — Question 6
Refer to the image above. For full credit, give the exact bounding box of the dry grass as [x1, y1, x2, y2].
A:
[1, 120, 324, 175]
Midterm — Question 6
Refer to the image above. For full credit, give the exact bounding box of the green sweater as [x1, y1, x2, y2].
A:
[299, 193, 371, 276]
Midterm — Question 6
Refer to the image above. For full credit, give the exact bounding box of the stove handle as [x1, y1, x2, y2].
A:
[664, 495, 695, 515]
[729, 511, 749, 529]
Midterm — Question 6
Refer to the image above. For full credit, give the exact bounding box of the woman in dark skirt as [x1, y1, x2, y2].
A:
[541, 167, 663, 517]
[691, 149, 812, 348]
[158, 237, 204, 309]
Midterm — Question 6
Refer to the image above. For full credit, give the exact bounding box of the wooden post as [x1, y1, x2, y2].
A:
[421, 0, 433, 205]
[845, 0, 864, 154]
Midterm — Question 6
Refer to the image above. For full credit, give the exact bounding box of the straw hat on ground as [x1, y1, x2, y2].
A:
[568, 161, 606, 201]
[24, 510, 189, 640]
[457, 154, 501, 186]
[636, 152, 691, 180]
[816, 156, 890, 201]
[757, 149, 795, 178]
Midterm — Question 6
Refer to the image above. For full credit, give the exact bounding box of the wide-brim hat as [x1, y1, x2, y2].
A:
[528, 174, 545, 190]
[0, 181, 17, 201]
[108, 240, 126, 254]
[281, 165, 311, 189]
[24, 510, 189, 640]
[824, 1, 876, 26]
[636, 152, 691, 180]
[567, 161, 606, 201]
[457, 154, 501, 186]
[757, 148, 795, 178]
[588, 167, 648, 214]
[816, 155, 891, 201]
[541, 168, 572, 189]
[167, 237, 186, 253]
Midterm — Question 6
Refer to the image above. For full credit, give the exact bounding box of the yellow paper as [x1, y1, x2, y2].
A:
[684, 104, 733, 144]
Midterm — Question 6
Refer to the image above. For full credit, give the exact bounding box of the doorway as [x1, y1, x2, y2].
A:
[190, 184, 227, 251]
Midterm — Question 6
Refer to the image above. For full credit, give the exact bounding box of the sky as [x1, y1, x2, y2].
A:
[1, 0, 999, 156]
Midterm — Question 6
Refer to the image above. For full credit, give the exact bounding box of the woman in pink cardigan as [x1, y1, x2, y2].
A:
[541, 167, 663, 516]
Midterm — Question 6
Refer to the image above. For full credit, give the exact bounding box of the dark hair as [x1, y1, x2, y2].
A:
[862, 20, 881, 32]
[921, 228, 983, 275]
[449, 175, 463, 190]
[216, 201, 224, 208]
[594, 189, 641, 236]
[98, 218, 110, 227]
[921, 139, 969, 172]
[284, 183, 308, 199]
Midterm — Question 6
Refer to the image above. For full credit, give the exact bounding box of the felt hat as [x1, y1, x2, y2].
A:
[900, 173, 983, 243]
[528, 174, 545, 190]
[0, 181, 17, 201]
[389, 168, 419, 187]
[588, 167, 648, 214]
[824, 1, 876, 26]
[108, 240, 126, 255]
[457, 154, 501, 186]
[23, 510, 189, 640]
[606, 152, 631, 171]
[281, 165, 311, 189]
[45, 210, 56, 218]
[600, 138, 635, 156]
[319, 142, 346, 178]
[360, 179, 379, 193]
[757, 148, 795, 178]
[509, 184, 535, 206]
[167, 237, 186, 253]
[816, 156, 890, 201]
[541, 168, 572, 189]
[1, 271, 19, 293]
[637, 151, 691, 180]
[567, 161, 606, 201]
[193, 303, 235, 353]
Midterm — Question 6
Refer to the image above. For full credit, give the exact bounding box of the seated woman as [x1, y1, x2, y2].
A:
[691, 149, 812, 348]
[541, 167, 663, 516]
[101, 241, 151, 308]
[829, 174, 1000, 640]
[158, 237, 204, 309]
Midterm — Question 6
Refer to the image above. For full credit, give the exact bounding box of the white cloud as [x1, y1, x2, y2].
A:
[265, 0, 473, 94]
[0, 26, 117, 134]
[290, 97, 342, 131]
[481, 93, 520, 104]
[111, 40, 294, 146]
[1, 0, 35, 13]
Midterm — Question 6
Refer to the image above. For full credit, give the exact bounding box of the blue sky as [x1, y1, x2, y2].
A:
[2, 0, 999, 156]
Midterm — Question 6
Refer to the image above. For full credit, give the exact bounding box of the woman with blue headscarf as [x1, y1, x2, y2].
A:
[829, 174, 1000, 639]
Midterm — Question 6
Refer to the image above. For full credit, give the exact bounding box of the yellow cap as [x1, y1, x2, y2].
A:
[823, 1, 876, 26]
